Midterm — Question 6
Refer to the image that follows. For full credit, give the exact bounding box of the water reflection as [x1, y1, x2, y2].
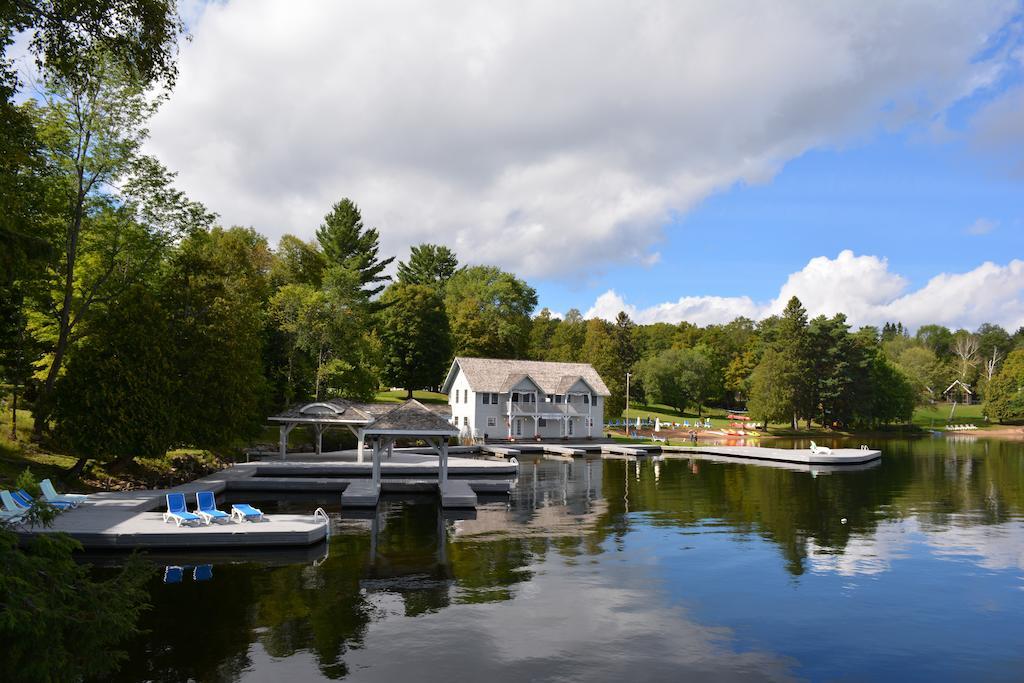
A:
[101, 437, 1024, 682]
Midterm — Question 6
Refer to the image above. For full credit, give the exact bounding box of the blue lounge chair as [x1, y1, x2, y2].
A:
[162, 493, 201, 527]
[230, 503, 264, 522]
[40, 479, 87, 507]
[195, 491, 229, 525]
[15, 488, 73, 510]
[163, 566, 184, 584]
[193, 564, 213, 581]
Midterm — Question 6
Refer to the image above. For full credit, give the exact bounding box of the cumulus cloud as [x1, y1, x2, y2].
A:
[584, 251, 1024, 332]
[146, 0, 1018, 277]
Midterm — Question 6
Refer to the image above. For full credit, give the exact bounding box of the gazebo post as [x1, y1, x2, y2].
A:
[440, 436, 449, 486]
[387, 441, 393, 461]
[315, 424, 323, 456]
[357, 429, 365, 463]
[279, 424, 287, 460]
[371, 437, 381, 489]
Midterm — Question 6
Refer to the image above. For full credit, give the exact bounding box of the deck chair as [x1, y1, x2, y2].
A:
[40, 479, 87, 506]
[809, 441, 832, 455]
[230, 503, 264, 522]
[15, 488, 73, 510]
[195, 491, 230, 525]
[2, 490, 29, 514]
[162, 493, 202, 526]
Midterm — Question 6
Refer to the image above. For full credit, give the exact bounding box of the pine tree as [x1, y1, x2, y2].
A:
[315, 198, 394, 298]
[396, 243, 459, 288]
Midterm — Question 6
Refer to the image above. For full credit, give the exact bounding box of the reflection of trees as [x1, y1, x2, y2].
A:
[109, 564, 256, 682]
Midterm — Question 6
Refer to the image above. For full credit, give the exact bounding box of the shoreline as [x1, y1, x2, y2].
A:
[613, 425, 1024, 442]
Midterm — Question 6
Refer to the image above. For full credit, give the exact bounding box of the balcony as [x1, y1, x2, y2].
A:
[508, 402, 585, 417]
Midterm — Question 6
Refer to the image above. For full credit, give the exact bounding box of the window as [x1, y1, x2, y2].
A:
[524, 393, 535, 403]
[482, 393, 490, 405]
[486, 416, 497, 427]
[568, 420, 574, 435]
[463, 389, 468, 403]
[583, 394, 590, 405]
[463, 416, 469, 426]
[538, 418, 547, 427]
[554, 395, 564, 404]
[515, 420, 522, 436]
[491, 393, 498, 404]
[545, 394, 553, 403]
[511, 392, 520, 403]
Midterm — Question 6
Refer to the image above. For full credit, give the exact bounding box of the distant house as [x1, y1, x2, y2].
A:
[442, 357, 611, 440]
[943, 379, 974, 404]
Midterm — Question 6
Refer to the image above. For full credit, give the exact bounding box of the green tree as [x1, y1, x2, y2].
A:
[747, 348, 799, 430]
[315, 198, 393, 299]
[548, 308, 586, 361]
[867, 355, 917, 426]
[444, 265, 537, 358]
[379, 283, 452, 397]
[528, 308, 559, 360]
[637, 346, 715, 415]
[27, 54, 213, 434]
[894, 346, 946, 403]
[271, 234, 326, 288]
[52, 287, 178, 473]
[916, 324, 954, 359]
[985, 349, 1024, 422]
[162, 227, 272, 447]
[396, 243, 459, 288]
[0, 288, 41, 439]
[582, 318, 625, 417]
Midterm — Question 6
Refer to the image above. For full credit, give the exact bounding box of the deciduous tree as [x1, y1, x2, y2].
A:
[379, 283, 452, 397]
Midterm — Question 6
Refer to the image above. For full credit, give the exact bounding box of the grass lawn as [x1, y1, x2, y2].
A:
[374, 389, 448, 405]
[911, 402, 989, 429]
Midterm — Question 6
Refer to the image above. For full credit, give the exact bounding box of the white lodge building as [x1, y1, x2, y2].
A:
[442, 357, 611, 440]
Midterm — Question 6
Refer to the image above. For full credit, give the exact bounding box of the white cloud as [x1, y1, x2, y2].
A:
[584, 251, 1024, 331]
[146, 0, 1018, 277]
[966, 218, 998, 235]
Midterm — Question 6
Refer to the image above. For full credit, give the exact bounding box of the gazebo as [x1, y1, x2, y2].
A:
[267, 398, 460, 491]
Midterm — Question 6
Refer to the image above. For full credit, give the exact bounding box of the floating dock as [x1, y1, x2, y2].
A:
[660, 445, 881, 466]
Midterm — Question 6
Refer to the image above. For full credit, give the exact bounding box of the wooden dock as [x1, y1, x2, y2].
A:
[600, 444, 647, 459]
[544, 444, 585, 457]
[480, 445, 521, 459]
[660, 445, 881, 466]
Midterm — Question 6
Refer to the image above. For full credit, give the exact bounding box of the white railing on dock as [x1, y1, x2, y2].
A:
[313, 507, 331, 537]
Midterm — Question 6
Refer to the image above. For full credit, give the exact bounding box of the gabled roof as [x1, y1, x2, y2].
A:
[442, 357, 611, 396]
[269, 398, 452, 429]
[499, 373, 543, 393]
[362, 399, 459, 435]
[943, 379, 973, 395]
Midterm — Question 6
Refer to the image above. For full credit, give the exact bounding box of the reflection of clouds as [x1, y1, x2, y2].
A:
[806, 516, 1024, 577]
[335, 555, 798, 683]
[451, 498, 609, 540]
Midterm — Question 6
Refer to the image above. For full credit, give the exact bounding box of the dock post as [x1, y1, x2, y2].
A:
[440, 437, 449, 485]
[371, 438, 381, 488]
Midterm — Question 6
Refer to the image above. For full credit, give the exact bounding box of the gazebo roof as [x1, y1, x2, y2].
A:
[269, 398, 456, 436]
[362, 399, 459, 436]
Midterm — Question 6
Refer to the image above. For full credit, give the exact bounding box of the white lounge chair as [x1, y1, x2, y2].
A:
[809, 441, 832, 455]
[40, 479, 87, 507]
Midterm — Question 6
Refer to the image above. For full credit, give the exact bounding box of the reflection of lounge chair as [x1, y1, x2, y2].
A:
[809, 441, 832, 455]
[164, 566, 184, 584]
[193, 564, 213, 581]
[231, 504, 264, 522]
[162, 493, 202, 527]
[41, 479, 87, 507]
[195, 491, 230, 525]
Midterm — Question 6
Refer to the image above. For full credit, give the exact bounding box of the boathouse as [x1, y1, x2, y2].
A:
[441, 357, 610, 440]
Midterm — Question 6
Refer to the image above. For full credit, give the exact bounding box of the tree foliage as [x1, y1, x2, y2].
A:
[396, 243, 459, 288]
[444, 265, 537, 358]
[379, 283, 452, 397]
[985, 349, 1024, 422]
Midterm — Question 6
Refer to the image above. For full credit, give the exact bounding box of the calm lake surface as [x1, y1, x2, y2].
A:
[103, 437, 1024, 682]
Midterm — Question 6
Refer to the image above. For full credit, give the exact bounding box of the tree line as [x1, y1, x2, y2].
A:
[5, 10, 1024, 480]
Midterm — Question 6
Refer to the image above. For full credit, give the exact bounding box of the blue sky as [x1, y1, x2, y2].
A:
[534, 128, 1024, 317]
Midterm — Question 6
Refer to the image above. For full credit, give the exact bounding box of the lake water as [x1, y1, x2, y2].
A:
[103, 437, 1024, 682]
